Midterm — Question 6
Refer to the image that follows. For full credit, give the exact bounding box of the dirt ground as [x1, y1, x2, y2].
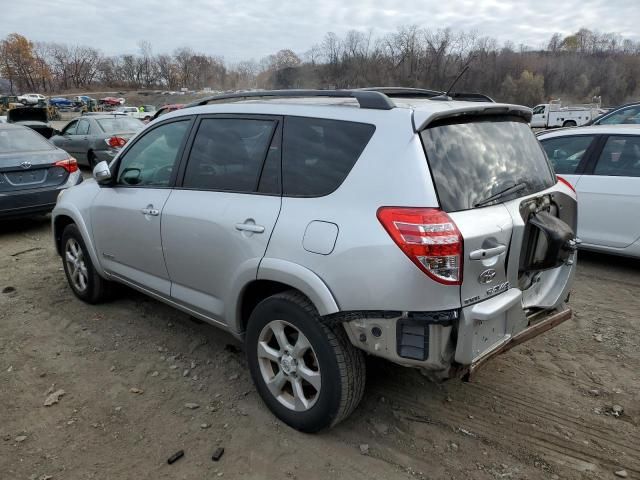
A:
[1, 208, 639, 480]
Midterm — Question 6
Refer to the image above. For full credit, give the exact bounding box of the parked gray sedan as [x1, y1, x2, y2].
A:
[50, 114, 144, 167]
[0, 123, 82, 218]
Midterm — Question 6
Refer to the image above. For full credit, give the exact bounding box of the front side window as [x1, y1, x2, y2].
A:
[540, 135, 595, 174]
[62, 120, 78, 135]
[532, 105, 545, 115]
[116, 120, 190, 187]
[594, 136, 640, 177]
[597, 106, 640, 125]
[282, 117, 375, 197]
[183, 118, 276, 192]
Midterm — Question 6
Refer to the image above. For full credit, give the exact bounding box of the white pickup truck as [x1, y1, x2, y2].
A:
[115, 106, 157, 121]
[531, 100, 602, 129]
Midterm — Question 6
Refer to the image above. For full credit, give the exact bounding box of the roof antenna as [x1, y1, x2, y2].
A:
[431, 57, 474, 101]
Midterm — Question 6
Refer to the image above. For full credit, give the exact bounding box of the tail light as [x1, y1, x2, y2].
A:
[377, 207, 463, 285]
[556, 175, 576, 194]
[54, 157, 78, 173]
[105, 136, 127, 148]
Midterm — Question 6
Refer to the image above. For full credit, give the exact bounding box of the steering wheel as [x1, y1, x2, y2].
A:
[151, 164, 173, 185]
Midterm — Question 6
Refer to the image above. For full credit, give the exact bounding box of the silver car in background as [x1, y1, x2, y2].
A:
[50, 114, 144, 167]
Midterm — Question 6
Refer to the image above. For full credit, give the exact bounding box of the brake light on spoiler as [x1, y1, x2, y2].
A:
[377, 207, 463, 285]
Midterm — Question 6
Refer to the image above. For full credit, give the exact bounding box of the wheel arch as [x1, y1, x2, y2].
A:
[53, 207, 105, 277]
[234, 259, 340, 334]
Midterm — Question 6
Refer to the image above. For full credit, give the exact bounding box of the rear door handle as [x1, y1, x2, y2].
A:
[141, 205, 159, 216]
[470, 245, 506, 260]
[235, 223, 265, 233]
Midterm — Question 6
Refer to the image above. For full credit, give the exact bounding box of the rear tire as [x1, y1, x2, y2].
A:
[87, 151, 97, 168]
[563, 120, 577, 127]
[61, 224, 111, 304]
[246, 290, 366, 432]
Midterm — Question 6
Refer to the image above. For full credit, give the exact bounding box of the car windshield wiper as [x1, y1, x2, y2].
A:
[474, 182, 528, 208]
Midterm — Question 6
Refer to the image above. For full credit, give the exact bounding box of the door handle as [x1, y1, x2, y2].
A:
[470, 245, 506, 260]
[235, 223, 265, 233]
[141, 205, 159, 216]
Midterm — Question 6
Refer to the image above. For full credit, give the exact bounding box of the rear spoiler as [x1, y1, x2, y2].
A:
[360, 87, 495, 103]
[449, 92, 495, 102]
[413, 104, 533, 132]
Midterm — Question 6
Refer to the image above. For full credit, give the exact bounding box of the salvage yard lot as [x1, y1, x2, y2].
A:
[1, 214, 639, 480]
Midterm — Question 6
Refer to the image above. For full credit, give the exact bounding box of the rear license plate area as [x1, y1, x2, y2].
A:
[5, 170, 46, 185]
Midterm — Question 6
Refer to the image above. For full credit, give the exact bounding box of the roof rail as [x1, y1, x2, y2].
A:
[185, 89, 395, 110]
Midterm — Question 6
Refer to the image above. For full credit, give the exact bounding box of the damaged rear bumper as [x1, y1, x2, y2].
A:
[464, 304, 572, 380]
[341, 293, 572, 379]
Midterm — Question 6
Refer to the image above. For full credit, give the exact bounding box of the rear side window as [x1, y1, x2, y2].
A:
[420, 116, 555, 212]
[282, 117, 375, 197]
[594, 136, 640, 177]
[183, 118, 276, 192]
[540, 135, 595, 174]
[76, 119, 90, 135]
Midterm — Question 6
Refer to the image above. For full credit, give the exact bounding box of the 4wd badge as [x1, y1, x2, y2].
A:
[478, 269, 497, 284]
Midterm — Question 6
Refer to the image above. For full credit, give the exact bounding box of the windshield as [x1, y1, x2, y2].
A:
[420, 116, 555, 212]
[97, 117, 144, 133]
[0, 127, 54, 155]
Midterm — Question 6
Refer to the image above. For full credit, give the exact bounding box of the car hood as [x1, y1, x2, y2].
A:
[8, 107, 48, 124]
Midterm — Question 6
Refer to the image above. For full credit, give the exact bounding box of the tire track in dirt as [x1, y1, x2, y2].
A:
[368, 365, 639, 478]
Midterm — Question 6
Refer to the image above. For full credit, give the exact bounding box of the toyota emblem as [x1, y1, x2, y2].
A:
[479, 269, 497, 284]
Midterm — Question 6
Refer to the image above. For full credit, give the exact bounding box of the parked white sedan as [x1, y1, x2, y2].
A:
[538, 125, 640, 258]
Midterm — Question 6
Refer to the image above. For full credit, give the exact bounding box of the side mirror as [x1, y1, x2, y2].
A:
[93, 161, 112, 185]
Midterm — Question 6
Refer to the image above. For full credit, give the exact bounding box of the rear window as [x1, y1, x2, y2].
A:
[420, 116, 555, 212]
[97, 117, 144, 133]
[0, 127, 54, 155]
[282, 117, 375, 197]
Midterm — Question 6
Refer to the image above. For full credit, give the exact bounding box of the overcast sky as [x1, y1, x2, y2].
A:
[3, 0, 639, 62]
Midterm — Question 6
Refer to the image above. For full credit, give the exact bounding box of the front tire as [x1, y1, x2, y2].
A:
[61, 224, 111, 304]
[246, 291, 366, 432]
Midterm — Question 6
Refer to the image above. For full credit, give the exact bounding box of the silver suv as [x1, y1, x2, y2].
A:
[52, 89, 578, 432]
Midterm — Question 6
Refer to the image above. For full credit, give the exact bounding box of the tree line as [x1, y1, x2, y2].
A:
[2, 27, 640, 106]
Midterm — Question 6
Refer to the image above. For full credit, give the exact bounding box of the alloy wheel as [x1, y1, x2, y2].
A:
[65, 238, 88, 292]
[257, 319, 321, 412]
